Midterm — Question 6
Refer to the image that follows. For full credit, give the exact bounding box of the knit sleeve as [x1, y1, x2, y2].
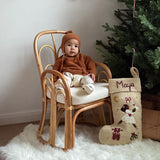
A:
[52, 57, 62, 71]
[85, 55, 97, 76]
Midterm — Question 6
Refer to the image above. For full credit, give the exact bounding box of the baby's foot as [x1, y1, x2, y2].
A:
[82, 84, 94, 94]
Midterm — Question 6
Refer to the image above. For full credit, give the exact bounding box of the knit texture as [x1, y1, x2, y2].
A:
[53, 53, 96, 82]
[99, 67, 142, 145]
[61, 31, 81, 52]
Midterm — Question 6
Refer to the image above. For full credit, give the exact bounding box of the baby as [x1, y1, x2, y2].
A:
[52, 31, 97, 94]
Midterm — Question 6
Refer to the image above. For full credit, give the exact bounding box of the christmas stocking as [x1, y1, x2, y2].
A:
[99, 67, 142, 145]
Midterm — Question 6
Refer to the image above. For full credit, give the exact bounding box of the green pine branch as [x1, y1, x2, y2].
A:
[96, 0, 160, 94]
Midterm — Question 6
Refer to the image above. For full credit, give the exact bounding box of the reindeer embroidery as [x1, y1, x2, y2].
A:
[118, 104, 138, 128]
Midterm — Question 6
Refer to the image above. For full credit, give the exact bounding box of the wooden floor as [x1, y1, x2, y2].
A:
[0, 121, 39, 146]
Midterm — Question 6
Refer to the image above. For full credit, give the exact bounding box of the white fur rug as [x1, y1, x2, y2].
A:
[0, 124, 160, 160]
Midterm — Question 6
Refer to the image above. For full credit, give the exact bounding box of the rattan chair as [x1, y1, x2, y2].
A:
[34, 30, 113, 150]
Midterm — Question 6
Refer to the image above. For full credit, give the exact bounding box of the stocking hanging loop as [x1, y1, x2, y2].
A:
[130, 67, 139, 78]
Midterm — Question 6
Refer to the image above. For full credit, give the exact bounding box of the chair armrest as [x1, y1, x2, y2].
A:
[95, 62, 112, 82]
[41, 69, 72, 105]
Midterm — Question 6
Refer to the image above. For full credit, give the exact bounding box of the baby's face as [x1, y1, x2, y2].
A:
[64, 39, 79, 57]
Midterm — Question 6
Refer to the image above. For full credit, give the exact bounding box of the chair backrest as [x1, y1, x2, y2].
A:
[34, 30, 67, 77]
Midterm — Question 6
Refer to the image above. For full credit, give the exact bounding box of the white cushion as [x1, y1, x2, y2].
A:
[47, 82, 109, 105]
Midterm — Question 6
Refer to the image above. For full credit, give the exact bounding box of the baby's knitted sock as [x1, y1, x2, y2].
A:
[80, 75, 94, 94]
[82, 84, 94, 94]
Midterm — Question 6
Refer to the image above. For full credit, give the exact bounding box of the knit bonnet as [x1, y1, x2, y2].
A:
[61, 30, 81, 52]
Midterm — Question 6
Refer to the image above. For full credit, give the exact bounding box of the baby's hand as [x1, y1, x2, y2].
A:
[88, 73, 95, 82]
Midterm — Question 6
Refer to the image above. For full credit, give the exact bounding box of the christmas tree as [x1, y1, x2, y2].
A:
[96, 0, 160, 95]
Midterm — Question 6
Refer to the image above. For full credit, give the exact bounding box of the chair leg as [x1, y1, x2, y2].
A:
[49, 98, 57, 147]
[72, 108, 85, 148]
[56, 108, 64, 127]
[107, 102, 114, 124]
[98, 105, 106, 126]
[91, 109, 100, 125]
[64, 107, 73, 150]
[37, 101, 47, 137]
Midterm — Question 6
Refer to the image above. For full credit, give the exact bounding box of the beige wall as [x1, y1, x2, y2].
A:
[0, 0, 123, 125]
